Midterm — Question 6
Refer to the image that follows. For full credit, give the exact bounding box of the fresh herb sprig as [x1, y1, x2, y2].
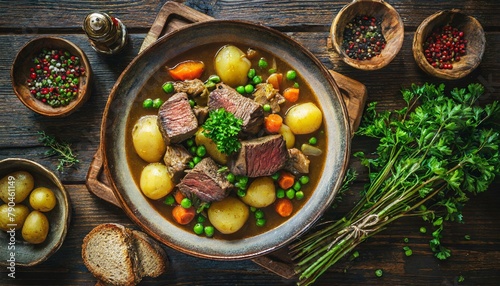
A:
[290, 83, 500, 286]
[202, 108, 243, 155]
[38, 131, 79, 171]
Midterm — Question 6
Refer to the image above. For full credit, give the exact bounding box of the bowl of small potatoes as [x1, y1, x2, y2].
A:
[0, 158, 71, 267]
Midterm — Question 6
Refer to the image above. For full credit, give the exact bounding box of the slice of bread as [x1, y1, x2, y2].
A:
[131, 230, 168, 278]
[82, 223, 140, 286]
[82, 224, 168, 286]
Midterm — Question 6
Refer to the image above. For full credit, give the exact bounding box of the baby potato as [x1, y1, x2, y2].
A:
[285, 102, 323, 135]
[0, 171, 34, 204]
[29, 187, 57, 212]
[0, 204, 30, 231]
[140, 163, 174, 200]
[132, 115, 166, 163]
[22, 210, 49, 244]
[195, 128, 228, 164]
[208, 197, 249, 234]
[241, 177, 276, 208]
[278, 124, 295, 149]
[214, 45, 251, 87]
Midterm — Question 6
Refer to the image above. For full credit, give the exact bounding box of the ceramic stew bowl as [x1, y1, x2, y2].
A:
[101, 20, 351, 260]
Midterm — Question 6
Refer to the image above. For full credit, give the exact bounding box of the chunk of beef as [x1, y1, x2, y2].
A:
[157, 92, 198, 145]
[284, 148, 310, 175]
[208, 83, 263, 134]
[163, 144, 192, 182]
[253, 83, 285, 113]
[230, 134, 288, 178]
[193, 106, 209, 125]
[173, 79, 208, 97]
[177, 157, 232, 202]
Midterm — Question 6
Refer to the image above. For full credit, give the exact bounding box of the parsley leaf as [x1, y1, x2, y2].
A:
[202, 108, 243, 155]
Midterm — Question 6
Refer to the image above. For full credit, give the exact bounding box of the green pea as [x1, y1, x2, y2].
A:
[193, 223, 204, 235]
[186, 138, 195, 147]
[286, 189, 295, 200]
[268, 68, 277, 74]
[271, 172, 280, 181]
[295, 191, 304, 200]
[152, 98, 164, 108]
[162, 82, 174, 93]
[286, 70, 297, 80]
[204, 226, 215, 237]
[236, 85, 245, 94]
[256, 218, 266, 227]
[189, 146, 197, 155]
[208, 74, 221, 83]
[197, 215, 206, 223]
[226, 173, 236, 183]
[247, 68, 256, 79]
[250, 206, 257, 212]
[142, 98, 154, 109]
[375, 269, 383, 277]
[163, 194, 175, 206]
[188, 161, 195, 169]
[196, 145, 207, 157]
[204, 81, 215, 89]
[244, 84, 254, 93]
[255, 209, 265, 219]
[238, 176, 249, 187]
[189, 99, 196, 107]
[237, 189, 246, 197]
[193, 156, 202, 165]
[258, 58, 268, 69]
[308, 137, 318, 145]
[293, 82, 300, 88]
[181, 198, 192, 208]
[293, 181, 302, 191]
[252, 75, 263, 85]
[276, 188, 285, 199]
[263, 104, 271, 112]
[299, 175, 310, 185]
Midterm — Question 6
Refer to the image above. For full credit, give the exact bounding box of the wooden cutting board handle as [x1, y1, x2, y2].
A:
[86, 0, 367, 280]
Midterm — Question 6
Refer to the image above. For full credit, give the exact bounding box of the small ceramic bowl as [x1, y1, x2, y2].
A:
[0, 158, 71, 267]
[330, 0, 404, 70]
[11, 37, 92, 117]
[412, 10, 485, 80]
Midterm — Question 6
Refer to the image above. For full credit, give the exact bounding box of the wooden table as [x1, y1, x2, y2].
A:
[1, 1, 499, 285]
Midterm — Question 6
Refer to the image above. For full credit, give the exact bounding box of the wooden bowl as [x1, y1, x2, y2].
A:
[0, 158, 71, 267]
[412, 10, 485, 80]
[330, 0, 404, 70]
[11, 37, 92, 117]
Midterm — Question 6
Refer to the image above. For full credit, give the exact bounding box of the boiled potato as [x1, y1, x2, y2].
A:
[285, 102, 323, 134]
[278, 124, 295, 149]
[195, 128, 228, 164]
[140, 163, 174, 200]
[208, 197, 249, 234]
[241, 177, 276, 208]
[22, 210, 49, 244]
[29, 187, 57, 212]
[0, 204, 30, 231]
[0, 171, 34, 204]
[214, 45, 251, 87]
[132, 115, 166, 163]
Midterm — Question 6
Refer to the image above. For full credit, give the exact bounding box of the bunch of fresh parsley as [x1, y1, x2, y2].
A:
[290, 83, 500, 286]
[202, 108, 243, 155]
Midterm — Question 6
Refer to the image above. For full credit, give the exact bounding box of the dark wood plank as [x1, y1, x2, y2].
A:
[1, 0, 499, 30]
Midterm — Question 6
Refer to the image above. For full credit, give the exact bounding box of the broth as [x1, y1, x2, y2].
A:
[126, 43, 326, 239]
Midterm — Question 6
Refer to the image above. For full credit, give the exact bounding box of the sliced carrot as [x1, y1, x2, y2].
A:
[172, 205, 196, 225]
[264, 113, 283, 133]
[267, 73, 283, 90]
[283, 87, 300, 103]
[174, 191, 186, 205]
[278, 171, 295, 189]
[275, 198, 294, 217]
[168, 60, 205, 81]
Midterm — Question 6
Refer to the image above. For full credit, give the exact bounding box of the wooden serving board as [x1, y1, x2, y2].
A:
[86, 1, 367, 280]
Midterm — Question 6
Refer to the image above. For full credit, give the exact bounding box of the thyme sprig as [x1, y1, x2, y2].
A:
[38, 131, 79, 171]
[290, 83, 500, 286]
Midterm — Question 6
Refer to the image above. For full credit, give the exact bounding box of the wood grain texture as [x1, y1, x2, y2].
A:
[1, 1, 500, 285]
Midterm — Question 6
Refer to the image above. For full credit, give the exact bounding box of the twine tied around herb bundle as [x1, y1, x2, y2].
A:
[328, 214, 384, 250]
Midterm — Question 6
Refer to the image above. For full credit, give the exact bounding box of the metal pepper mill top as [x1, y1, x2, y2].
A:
[83, 12, 127, 55]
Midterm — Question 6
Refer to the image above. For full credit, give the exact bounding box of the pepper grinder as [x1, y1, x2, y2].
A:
[83, 12, 128, 55]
